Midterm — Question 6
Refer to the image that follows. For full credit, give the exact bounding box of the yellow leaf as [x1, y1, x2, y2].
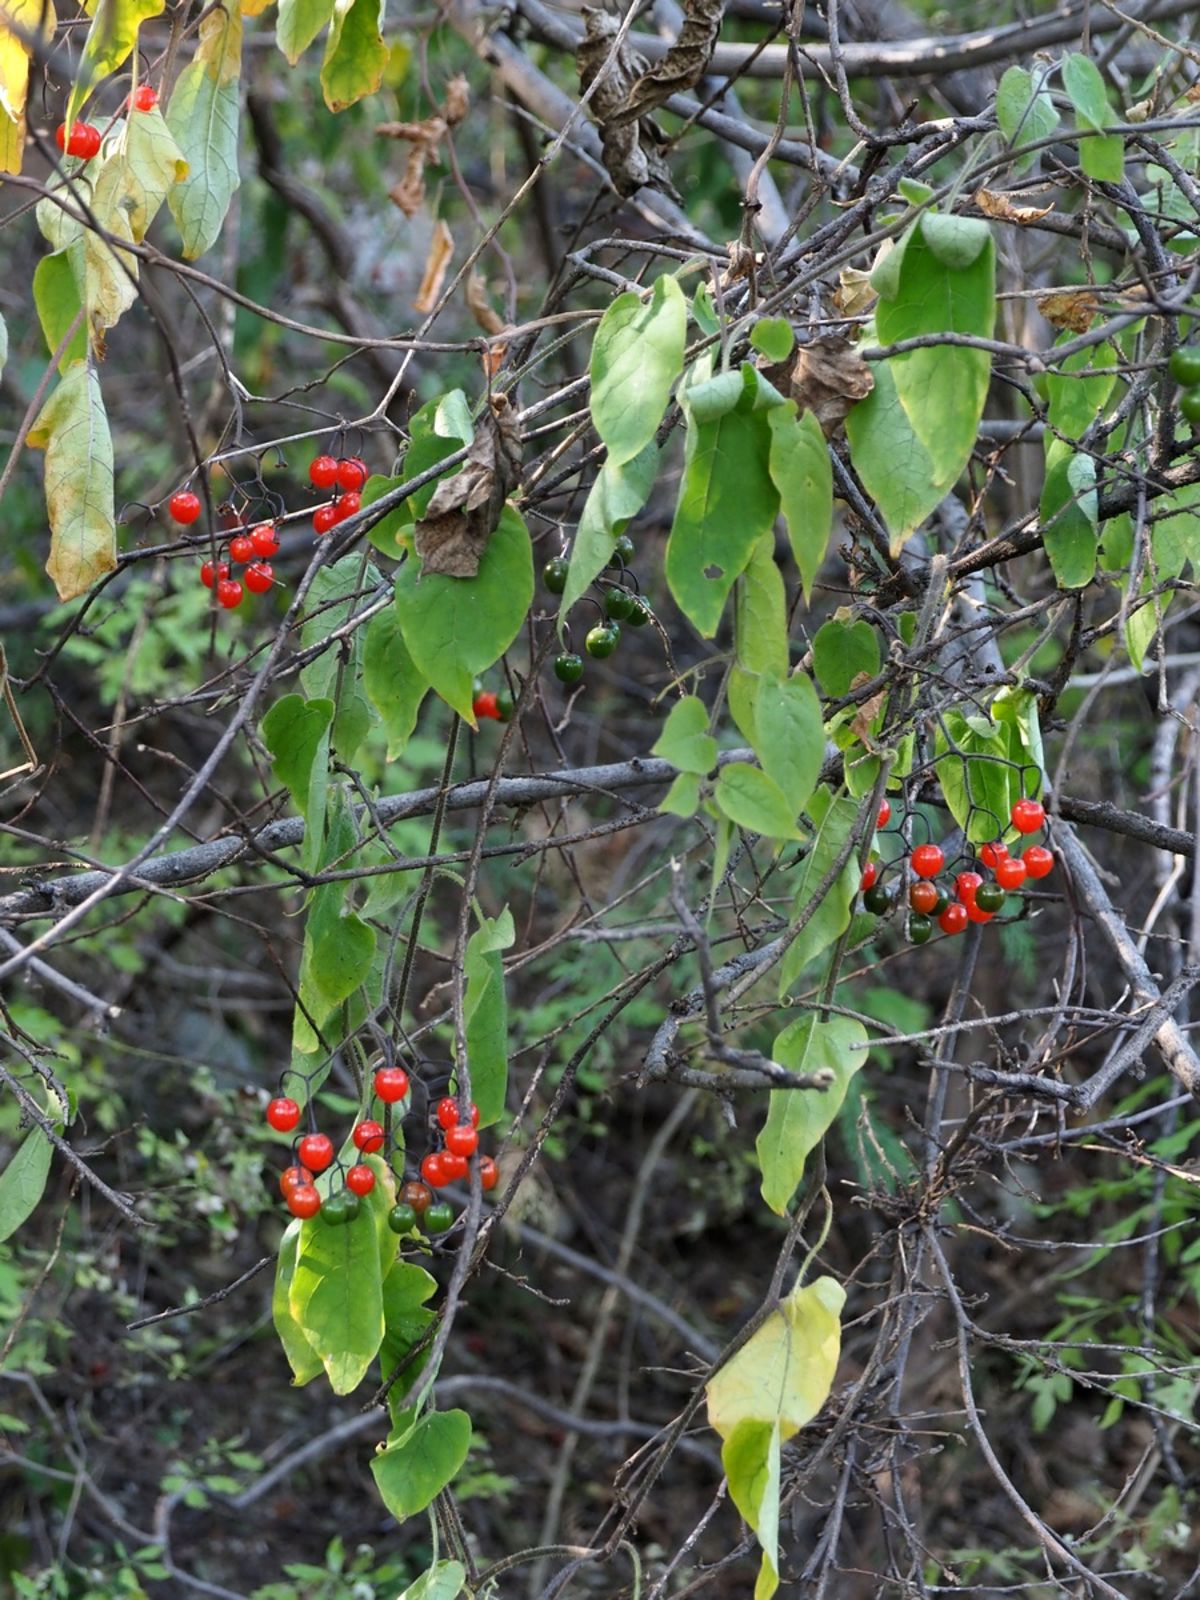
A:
[68, 0, 165, 127]
[706, 1276, 845, 1443]
[241, 0, 272, 12]
[28, 363, 117, 601]
[0, 0, 56, 173]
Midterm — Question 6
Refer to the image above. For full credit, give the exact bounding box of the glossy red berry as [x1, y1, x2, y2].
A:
[333, 491, 361, 523]
[313, 505, 338, 536]
[56, 121, 101, 158]
[441, 1150, 468, 1181]
[216, 578, 243, 609]
[200, 560, 229, 589]
[995, 856, 1028, 890]
[373, 1066, 409, 1103]
[310, 454, 338, 490]
[912, 844, 944, 879]
[909, 881, 939, 915]
[250, 522, 279, 557]
[955, 871, 983, 906]
[938, 902, 968, 935]
[1011, 798, 1045, 834]
[286, 1184, 321, 1220]
[228, 533, 253, 563]
[337, 456, 367, 491]
[132, 85, 158, 111]
[266, 1096, 300, 1132]
[979, 840, 1008, 871]
[1023, 845, 1055, 879]
[966, 900, 994, 924]
[877, 799, 891, 828]
[445, 1124, 478, 1158]
[279, 1163, 313, 1197]
[422, 1151, 450, 1188]
[473, 691, 500, 722]
[298, 1132, 334, 1173]
[860, 860, 879, 892]
[352, 1120, 385, 1153]
[244, 561, 273, 594]
[169, 490, 202, 524]
[436, 1097, 461, 1130]
[479, 1154, 499, 1192]
[346, 1163, 376, 1196]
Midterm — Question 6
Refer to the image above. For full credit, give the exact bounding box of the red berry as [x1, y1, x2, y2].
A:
[479, 1155, 498, 1192]
[266, 1096, 300, 1132]
[279, 1163, 313, 1197]
[955, 871, 983, 906]
[473, 691, 500, 722]
[911, 844, 944, 879]
[1011, 798, 1045, 834]
[310, 454, 338, 490]
[979, 840, 1008, 870]
[374, 1066, 409, 1103]
[401, 1179, 433, 1216]
[436, 1097, 460, 1130]
[333, 492, 361, 523]
[313, 505, 338, 536]
[441, 1150, 468, 1181]
[169, 490, 202, 524]
[445, 1124, 478, 1158]
[860, 860, 878, 892]
[298, 1132, 334, 1173]
[200, 559, 229, 589]
[286, 1184, 321, 1220]
[244, 561, 273, 594]
[352, 1120, 385, 1153]
[57, 121, 100, 158]
[346, 1164, 376, 1196]
[995, 856, 1028, 890]
[966, 900, 994, 924]
[1023, 845, 1054, 879]
[877, 798, 891, 828]
[78, 123, 102, 158]
[132, 85, 158, 111]
[909, 881, 939, 915]
[216, 578, 243, 609]
[250, 522, 279, 557]
[337, 456, 367, 492]
[422, 1151, 450, 1188]
[228, 533, 254, 563]
[938, 902, 968, 935]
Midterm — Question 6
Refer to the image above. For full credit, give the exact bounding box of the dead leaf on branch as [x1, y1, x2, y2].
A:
[849, 672, 885, 751]
[973, 187, 1054, 225]
[577, 10, 679, 200]
[413, 395, 522, 577]
[467, 272, 512, 377]
[378, 74, 469, 217]
[609, 0, 723, 127]
[832, 267, 878, 318]
[413, 220, 454, 314]
[764, 336, 874, 440]
[1037, 288, 1100, 333]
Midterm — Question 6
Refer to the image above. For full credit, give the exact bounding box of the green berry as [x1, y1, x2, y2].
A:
[424, 1200, 454, 1235]
[604, 587, 635, 621]
[495, 688, 515, 721]
[862, 883, 892, 916]
[543, 557, 569, 593]
[909, 914, 933, 945]
[974, 882, 1005, 914]
[388, 1202, 418, 1235]
[554, 652, 584, 685]
[585, 623, 620, 659]
[607, 534, 635, 567]
[1169, 348, 1200, 387]
[625, 596, 652, 627]
[321, 1190, 361, 1226]
[1181, 391, 1200, 426]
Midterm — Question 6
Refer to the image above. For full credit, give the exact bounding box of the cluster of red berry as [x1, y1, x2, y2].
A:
[861, 797, 1055, 944]
[266, 1065, 497, 1240]
[309, 454, 367, 536]
[169, 490, 281, 610]
[53, 89, 158, 162]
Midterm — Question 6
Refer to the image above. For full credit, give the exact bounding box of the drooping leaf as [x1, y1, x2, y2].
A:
[261, 695, 335, 822]
[722, 1420, 781, 1600]
[67, 0, 164, 126]
[768, 404, 831, 601]
[756, 1015, 868, 1213]
[750, 317, 794, 362]
[321, 0, 386, 110]
[0, 1128, 53, 1243]
[778, 787, 859, 995]
[651, 695, 716, 775]
[660, 772, 701, 817]
[1062, 53, 1113, 132]
[310, 912, 376, 1007]
[362, 607, 429, 760]
[396, 1561, 467, 1600]
[166, 2, 242, 259]
[590, 274, 686, 466]
[393, 503, 533, 723]
[290, 1200, 385, 1394]
[1041, 443, 1098, 590]
[812, 619, 879, 699]
[277, 0, 335, 65]
[401, 390, 474, 520]
[461, 907, 515, 1128]
[713, 763, 799, 841]
[379, 1261, 437, 1426]
[28, 363, 116, 601]
[753, 674, 823, 816]
[935, 709, 1019, 843]
[0, 0, 55, 173]
[845, 338, 954, 551]
[371, 1410, 472, 1521]
[560, 443, 657, 623]
[706, 1275, 845, 1440]
[272, 1223, 325, 1385]
[728, 532, 788, 748]
[995, 63, 1059, 171]
[33, 252, 87, 370]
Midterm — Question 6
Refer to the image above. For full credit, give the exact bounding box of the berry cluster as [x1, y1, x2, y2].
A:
[471, 681, 515, 723]
[862, 797, 1055, 945]
[309, 454, 366, 536]
[55, 121, 102, 159]
[266, 1065, 497, 1242]
[543, 537, 653, 688]
[1169, 346, 1200, 426]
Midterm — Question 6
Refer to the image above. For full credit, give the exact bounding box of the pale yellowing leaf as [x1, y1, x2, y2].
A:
[28, 363, 117, 601]
[706, 1275, 845, 1443]
[413, 218, 453, 313]
[0, 0, 56, 173]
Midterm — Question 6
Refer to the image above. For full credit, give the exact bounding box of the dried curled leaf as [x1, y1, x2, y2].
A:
[413, 394, 522, 577]
[1038, 288, 1100, 333]
[467, 272, 511, 376]
[413, 219, 454, 314]
[610, 0, 723, 127]
[577, 10, 678, 200]
[832, 268, 878, 319]
[766, 336, 874, 440]
[378, 75, 469, 218]
[973, 188, 1054, 225]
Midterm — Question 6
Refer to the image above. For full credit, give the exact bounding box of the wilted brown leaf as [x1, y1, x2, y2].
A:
[413, 394, 522, 577]
[973, 188, 1054, 225]
[577, 10, 679, 199]
[378, 78, 469, 217]
[1038, 288, 1100, 333]
[466, 271, 507, 336]
[832, 267, 878, 318]
[849, 671, 885, 750]
[413, 220, 454, 314]
[610, 0, 722, 127]
[766, 337, 874, 440]
[443, 75, 470, 127]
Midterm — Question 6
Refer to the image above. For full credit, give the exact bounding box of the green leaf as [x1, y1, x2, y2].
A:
[875, 219, 995, 483]
[393, 504, 533, 722]
[651, 695, 717, 775]
[845, 340, 954, 552]
[261, 695, 335, 822]
[996, 64, 1059, 170]
[560, 444, 657, 623]
[1063, 53, 1112, 132]
[692, 282, 719, 336]
[917, 212, 992, 270]
[33, 252, 86, 371]
[897, 176, 935, 207]
[361, 474, 409, 557]
[590, 274, 686, 466]
[379, 1262, 437, 1426]
[1150, 481, 1200, 577]
[273, 1224, 325, 1386]
[120, 104, 189, 237]
[67, 0, 165, 125]
[310, 912, 376, 1007]
[0, 1128, 53, 1243]
[401, 391, 474, 519]
[706, 1275, 845, 1440]
[290, 1199, 385, 1394]
[1041, 444, 1098, 589]
[362, 607, 428, 760]
[812, 619, 879, 698]
[165, 4, 241, 260]
[713, 764, 799, 841]
[728, 532, 788, 748]
[755, 1015, 868, 1213]
[768, 405, 831, 601]
[461, 907, 515, 1128]
[667, 366, 781, 637]
[778, 788, 859, 995]
[660, 772, 701, 817]
[722, 1420, 781, 1599]
[1080, 132, 1124, 183]
[935, 709, 1019, 843]
[277, 0, 335, 63]
[750, 317, 794, 361]
[371, 1410, 472, 1522]
[28, 363, 116, 602]
[1043, 341, 1117, 438]
[397, 1561, 467, 1600]
[321, 0, 386, 111]
[753, 674, 823, 816]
